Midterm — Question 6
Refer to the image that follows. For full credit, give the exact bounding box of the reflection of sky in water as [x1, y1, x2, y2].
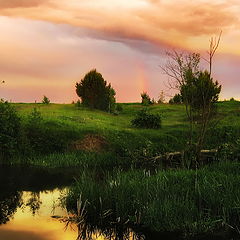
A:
[0, 189, 78, 240]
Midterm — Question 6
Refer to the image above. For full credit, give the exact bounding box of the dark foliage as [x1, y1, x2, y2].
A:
[131, 108, 161, 129]
[42, 95, 50, 104]
[169, 94, 183, 104]
[116, 103, 123, 112]
[180, 70, 221, 112]
[76, 69, 116, 112]
[141, 92, 153, 106]
[25, 108, 77, 154]
[0, 100, 22, 160]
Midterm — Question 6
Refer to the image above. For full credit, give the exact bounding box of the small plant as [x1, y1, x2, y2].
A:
[28, 108, 42, 125]
[116, 103, 123, 112]
[42, 95, 50, 104]
[75, 99, 81, 108]
[131, 108, 161, 129]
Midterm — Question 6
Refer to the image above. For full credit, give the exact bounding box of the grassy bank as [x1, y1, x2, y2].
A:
[2, 101, 240, 166]
[63, 161, 240, 238]
[1, 100, 240, 167]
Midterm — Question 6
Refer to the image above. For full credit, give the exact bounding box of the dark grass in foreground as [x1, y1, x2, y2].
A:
[63, 162, 240, 238]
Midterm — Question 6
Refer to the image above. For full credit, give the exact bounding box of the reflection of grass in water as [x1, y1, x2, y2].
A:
[55, 194, 144, 240]
[63, 162, 240, 238]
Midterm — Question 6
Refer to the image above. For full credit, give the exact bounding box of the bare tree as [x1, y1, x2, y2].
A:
[161, 33, 222, 167]
[203, 31, 222, 76]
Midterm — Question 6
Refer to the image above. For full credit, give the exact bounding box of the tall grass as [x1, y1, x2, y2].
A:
[63, 162, 240, 237]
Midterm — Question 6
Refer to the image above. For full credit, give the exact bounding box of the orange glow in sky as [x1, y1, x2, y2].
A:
[0, 0, 239, 102]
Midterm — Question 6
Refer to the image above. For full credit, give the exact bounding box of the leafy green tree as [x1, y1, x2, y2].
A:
[42, 95, 50, 104]
[76, 69, 116, 112]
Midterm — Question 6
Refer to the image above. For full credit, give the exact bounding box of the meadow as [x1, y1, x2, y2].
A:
[6, 100, 240, 167]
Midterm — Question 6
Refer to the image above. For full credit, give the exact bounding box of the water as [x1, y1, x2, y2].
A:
[0, 166, 81, 240]
[0, 166, 139, 240]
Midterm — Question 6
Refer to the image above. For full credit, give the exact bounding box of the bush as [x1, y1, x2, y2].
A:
[131, 108, 161, 129]
[25, 108, 77, 154]
[75, 99, 81, 108]
[116, 103, 123, 112]
[0, 100, 22, 159]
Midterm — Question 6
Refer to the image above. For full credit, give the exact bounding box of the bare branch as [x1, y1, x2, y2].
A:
[208, 31, 222, 76]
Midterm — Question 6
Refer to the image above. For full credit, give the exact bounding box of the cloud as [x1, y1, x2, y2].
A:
[0, 0, 49, 9]
[0, 0, 239, 53]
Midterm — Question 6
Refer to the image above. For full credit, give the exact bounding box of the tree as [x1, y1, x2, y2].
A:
[141, 92, 152, 106]
[76, 69, 116, 112]
[42, 95, 50, 104]
[157, 90, 165, 104]
[180, 70, 221, 160]
[162, 33, 222, 166]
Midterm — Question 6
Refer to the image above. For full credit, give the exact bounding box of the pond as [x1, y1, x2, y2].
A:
[0, 166, 145, 240]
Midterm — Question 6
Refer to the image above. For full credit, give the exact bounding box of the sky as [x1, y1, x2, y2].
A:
[0, 0, 239, 103]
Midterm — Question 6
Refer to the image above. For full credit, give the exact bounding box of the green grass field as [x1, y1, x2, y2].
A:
[7, 100, 240, 167]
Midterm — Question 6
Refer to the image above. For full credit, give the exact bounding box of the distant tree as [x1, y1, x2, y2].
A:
[141, 92, 152, 106]
[42, 95, 50, 104]
[230, 97, 235, 102]
[157, 90, 165, 104]
[76, 69, 116, 112]
[169, 93, 183, 104]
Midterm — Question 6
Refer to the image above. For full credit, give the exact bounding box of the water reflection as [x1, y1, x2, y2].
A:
[0, 166, 80, 239]
[0, 166, 143, 240]
[0, 190, 22, 224]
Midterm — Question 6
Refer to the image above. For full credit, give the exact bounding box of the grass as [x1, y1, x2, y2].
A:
[4, 100, 239, 167]
[63, 161, 240, 238]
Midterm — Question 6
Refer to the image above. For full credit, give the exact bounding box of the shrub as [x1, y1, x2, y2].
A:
[25, 108, 77, 154]
[75, 99, 81, 108]
[131, 108, 161, 129]
[116, 103, 123, 112]
[0, 100, 22, 159]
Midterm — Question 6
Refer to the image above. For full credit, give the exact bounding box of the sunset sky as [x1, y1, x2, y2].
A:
[0, 0, 239, 103]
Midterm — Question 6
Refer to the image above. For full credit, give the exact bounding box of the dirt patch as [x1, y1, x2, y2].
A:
[70, 134, 108, 152]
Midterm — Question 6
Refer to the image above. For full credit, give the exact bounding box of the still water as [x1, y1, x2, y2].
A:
[0, 166, 94, 240]
[0, 189, 79, 240]
[0, 166, 137, 240]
